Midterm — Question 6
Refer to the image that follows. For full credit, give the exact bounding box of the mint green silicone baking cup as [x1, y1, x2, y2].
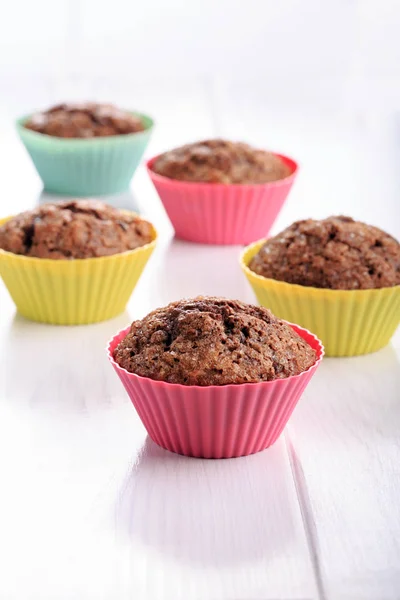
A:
[16, 112, 154, 196]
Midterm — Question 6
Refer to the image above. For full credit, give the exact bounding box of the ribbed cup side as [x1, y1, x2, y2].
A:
[108, 324, 323, 459]
[147, 158, 297, 245]
[241, 241, 400, 357]
[0, 234, 156, 325]
[17, 118, 153, 197]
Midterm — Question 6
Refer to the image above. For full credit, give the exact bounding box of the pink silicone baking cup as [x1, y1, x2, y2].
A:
[146, 154, 298, 245]
[107, 323, 323, 459]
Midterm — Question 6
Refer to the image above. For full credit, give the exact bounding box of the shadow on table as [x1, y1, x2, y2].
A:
[36, 189, 141, 212]
[3, 310, 131, 413]
[115, 436, 296, 567]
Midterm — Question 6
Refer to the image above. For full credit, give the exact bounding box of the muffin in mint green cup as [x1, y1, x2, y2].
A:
[16, 103, 154, 196]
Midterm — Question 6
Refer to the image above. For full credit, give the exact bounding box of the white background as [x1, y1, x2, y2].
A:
[0, 2, 400, 599]
[1, 0, 400, 116]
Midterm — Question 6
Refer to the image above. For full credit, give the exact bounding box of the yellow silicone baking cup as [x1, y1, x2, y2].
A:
[241, 240, 400, 357]
[0, 216, 157, 325]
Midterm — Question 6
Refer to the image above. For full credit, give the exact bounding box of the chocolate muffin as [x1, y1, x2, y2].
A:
[152, 139, 292, 184]
[114, 297, 316, 385]
[24, 103, 145, 138]
[249, 216, 400, 290]
[0, 200, 153, 259]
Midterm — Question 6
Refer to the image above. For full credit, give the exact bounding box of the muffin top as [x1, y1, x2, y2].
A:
[151, 139, 292, 184]
[113, 296, 316, 385]
[249, 216, 400, 290]
[0, 200, 154, 259]
[24, 103, 145, 138]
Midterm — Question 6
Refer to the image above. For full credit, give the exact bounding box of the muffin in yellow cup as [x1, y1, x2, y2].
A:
[0, 201, 157, 325]
[240, 216, 400, 357]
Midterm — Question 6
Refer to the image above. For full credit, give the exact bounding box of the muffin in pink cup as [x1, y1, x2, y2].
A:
[146, 139, 298, 245]
[108, 297, 323, 458]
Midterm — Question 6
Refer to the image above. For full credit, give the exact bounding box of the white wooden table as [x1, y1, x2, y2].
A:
[0, 89, 399, 600]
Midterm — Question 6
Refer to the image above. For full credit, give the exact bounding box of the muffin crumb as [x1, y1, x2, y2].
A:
[249, 216, 400, 290]
[0, 200, 153, 259]
[24, 103, 145, 138]
[152, 139, 292, 184]
[113, 296, 316, 385]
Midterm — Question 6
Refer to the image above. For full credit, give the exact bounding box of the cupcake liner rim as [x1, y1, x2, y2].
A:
[241, 239, 400, 296]
[107, 322, 325, 392]
[146, 153, 298, 190]
[16, 111, 154, 148]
